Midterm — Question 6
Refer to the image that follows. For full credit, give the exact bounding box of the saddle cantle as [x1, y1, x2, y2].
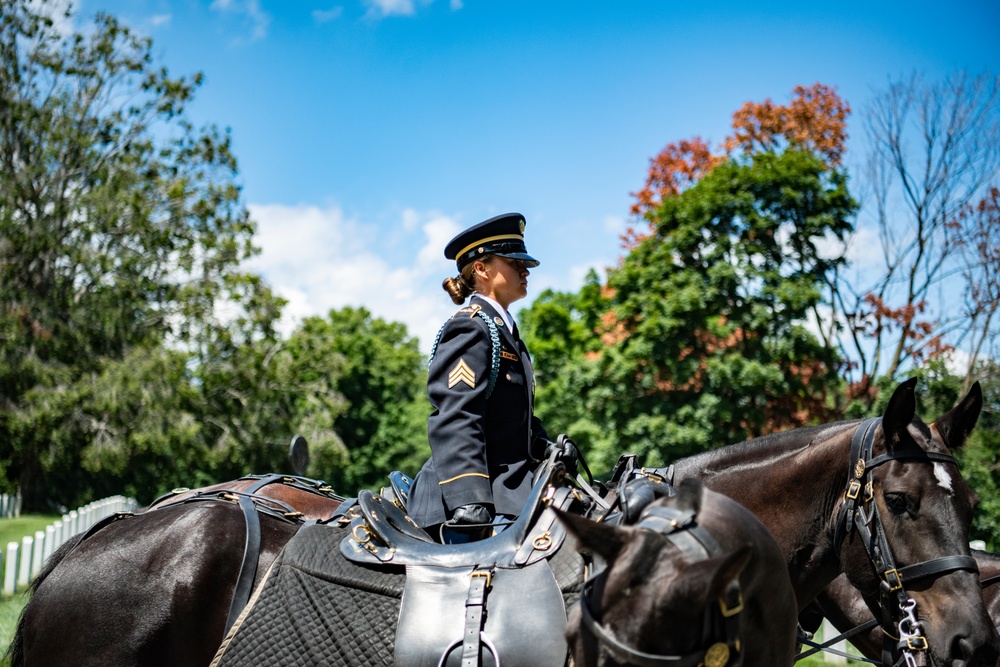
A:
[341, 461, 582, 667]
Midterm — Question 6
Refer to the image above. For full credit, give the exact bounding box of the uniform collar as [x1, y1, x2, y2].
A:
[472, 293, 513, 332]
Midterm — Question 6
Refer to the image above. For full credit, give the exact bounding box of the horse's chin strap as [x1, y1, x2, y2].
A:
[833, 418, 979, 667]
[577, 506, 743, 667]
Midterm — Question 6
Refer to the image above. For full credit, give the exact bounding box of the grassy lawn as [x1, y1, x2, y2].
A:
[0, 515, 60, 552]
[0, 514, 59, 667]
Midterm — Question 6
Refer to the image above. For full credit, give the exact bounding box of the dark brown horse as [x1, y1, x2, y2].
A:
[667, 379, 996, 666]
[8, 474, 343, 667]
[560, 478, 799, 666]
[808, 550, 1000, 665]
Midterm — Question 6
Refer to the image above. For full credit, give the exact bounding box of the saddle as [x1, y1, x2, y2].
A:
[340, 461, 585, 667]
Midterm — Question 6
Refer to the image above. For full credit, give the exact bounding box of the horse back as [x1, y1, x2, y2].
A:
[12, 501, 300, 667]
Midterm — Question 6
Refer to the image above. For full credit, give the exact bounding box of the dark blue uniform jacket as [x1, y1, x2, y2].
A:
[408, 295, 549, 528]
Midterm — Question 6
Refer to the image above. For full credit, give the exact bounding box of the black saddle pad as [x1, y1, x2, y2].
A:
[212, 522, 585, 667]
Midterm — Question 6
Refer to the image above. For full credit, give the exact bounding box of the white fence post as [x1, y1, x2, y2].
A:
[17, 536, 32, 588]
[3, 542, 18, 595]
[32, 530, 45, 574]
[43, 525, 55, 562]
[0, 495, 136, 595]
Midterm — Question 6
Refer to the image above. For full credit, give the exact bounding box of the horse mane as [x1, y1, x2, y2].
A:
[676, 420, 859, 472]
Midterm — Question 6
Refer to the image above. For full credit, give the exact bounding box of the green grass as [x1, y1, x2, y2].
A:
[0, 594, 26, 666]
[0, 515, 59, 552]
[0, 515, 57, 667]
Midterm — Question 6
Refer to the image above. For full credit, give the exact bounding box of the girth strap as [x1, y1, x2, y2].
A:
[225, 494, 262, 635]
[457, 569, 498, 667]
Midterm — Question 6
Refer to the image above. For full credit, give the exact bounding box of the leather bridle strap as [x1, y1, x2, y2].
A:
[897, 555, 979, 584]
[578, 579, 705, 667]
[577, 504, 742, 667]
[835, 418, 974, 667]
[981, 573, 1000, 589]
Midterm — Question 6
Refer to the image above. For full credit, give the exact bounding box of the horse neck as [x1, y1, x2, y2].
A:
[671, 422, 858, 603]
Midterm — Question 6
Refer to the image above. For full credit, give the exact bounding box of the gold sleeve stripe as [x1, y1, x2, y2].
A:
[448, 358, 476, 388]
[438, 472, 490, 485]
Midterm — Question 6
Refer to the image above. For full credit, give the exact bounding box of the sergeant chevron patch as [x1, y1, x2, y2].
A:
[447, 358, 476, 388]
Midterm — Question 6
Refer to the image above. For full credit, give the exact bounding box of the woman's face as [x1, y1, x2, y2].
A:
[476, 256, 530, 309]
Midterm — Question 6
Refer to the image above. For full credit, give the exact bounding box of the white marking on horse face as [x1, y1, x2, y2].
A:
[933, 463, 954, 494]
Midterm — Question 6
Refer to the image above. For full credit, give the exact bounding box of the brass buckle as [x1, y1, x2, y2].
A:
[846, 481, 862, 500]
[719, 590, 744, 617]
[906, 636, 928, 651]
[863, 481, 874, 503]
[471, 569, 492, 588]
[884, 568, 902, 591]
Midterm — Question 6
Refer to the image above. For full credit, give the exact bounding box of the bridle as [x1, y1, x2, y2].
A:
[577, 503, 744, 667]
[833, 418, 980, 667]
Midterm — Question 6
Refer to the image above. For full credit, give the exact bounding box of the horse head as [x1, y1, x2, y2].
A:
[836, 378, 998, 667]
[559, 478, 797, 667]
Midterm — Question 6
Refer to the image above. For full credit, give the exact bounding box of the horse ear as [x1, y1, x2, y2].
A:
[932, 381, 982, 451]
[673, 478, 703, 514]
[555, 508, 629, 562]
[881, 378, 918, 449]
[674, 544, 752, 610]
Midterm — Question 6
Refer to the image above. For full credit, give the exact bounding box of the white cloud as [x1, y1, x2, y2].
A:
[247, 203, 460, 353]
[602, 215, 625, 235]
[149, 14, 172, 27]
[210, 0, 271, 39]
[312, 7, 344, 23]
[28, 0, 74, 35]
[450, 0, 464, 9]
[364, 0, 416, 18]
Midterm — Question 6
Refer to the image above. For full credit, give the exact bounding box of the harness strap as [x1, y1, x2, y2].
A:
[981, 573, 1000, 589]
[795, 619, 880, 662]
[578, 580, 702, 667]
[897, 555, 978, 583]
[459, 569, 497, 667]
[225, 494, 262, 635]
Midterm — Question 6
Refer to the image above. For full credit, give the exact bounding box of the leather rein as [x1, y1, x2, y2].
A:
[832, 418, 979, 666]
[578, 503, 744, 667]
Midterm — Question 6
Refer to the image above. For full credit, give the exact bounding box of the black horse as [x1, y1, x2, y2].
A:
[667, 378, 996, 666]
[559, 477, 799, 666]
[10, 380, 997, 666]
[9, 475, 344, 667]
[806, 550, 1000, 665]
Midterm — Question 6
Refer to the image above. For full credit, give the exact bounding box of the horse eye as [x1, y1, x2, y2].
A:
[884, 492, 910, 516]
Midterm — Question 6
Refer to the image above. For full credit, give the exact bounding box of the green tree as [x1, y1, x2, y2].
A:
[524, 87, 857, 474]
[0, 1, 281, 509]
[284, 307, 429, 494]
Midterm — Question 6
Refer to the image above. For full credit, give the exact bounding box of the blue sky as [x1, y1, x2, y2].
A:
[74, 0, 1000, 352]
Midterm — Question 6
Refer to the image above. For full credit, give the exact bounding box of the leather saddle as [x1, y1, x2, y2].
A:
[340, 461, 584, 667]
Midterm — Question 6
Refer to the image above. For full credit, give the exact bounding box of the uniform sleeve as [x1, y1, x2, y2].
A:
[427, 315, 494, 513]
[529, 415, 551, 461]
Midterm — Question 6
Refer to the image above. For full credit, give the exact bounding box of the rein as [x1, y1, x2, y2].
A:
[833, 418, 979, 667]
[578, 504, 743, 667]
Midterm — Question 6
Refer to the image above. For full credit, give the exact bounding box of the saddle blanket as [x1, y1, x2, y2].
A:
[211, 522, 585, 667]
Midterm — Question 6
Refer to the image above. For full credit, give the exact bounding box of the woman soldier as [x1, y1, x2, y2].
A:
[408, 212, 574, 542]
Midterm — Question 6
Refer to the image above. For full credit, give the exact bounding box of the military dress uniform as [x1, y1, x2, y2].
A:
[408, 213, 550, 531]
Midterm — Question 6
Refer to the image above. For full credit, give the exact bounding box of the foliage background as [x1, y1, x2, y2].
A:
[0, 1, 997, 552]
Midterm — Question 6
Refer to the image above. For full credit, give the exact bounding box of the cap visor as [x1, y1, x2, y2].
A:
[496, 251, 540, 268]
